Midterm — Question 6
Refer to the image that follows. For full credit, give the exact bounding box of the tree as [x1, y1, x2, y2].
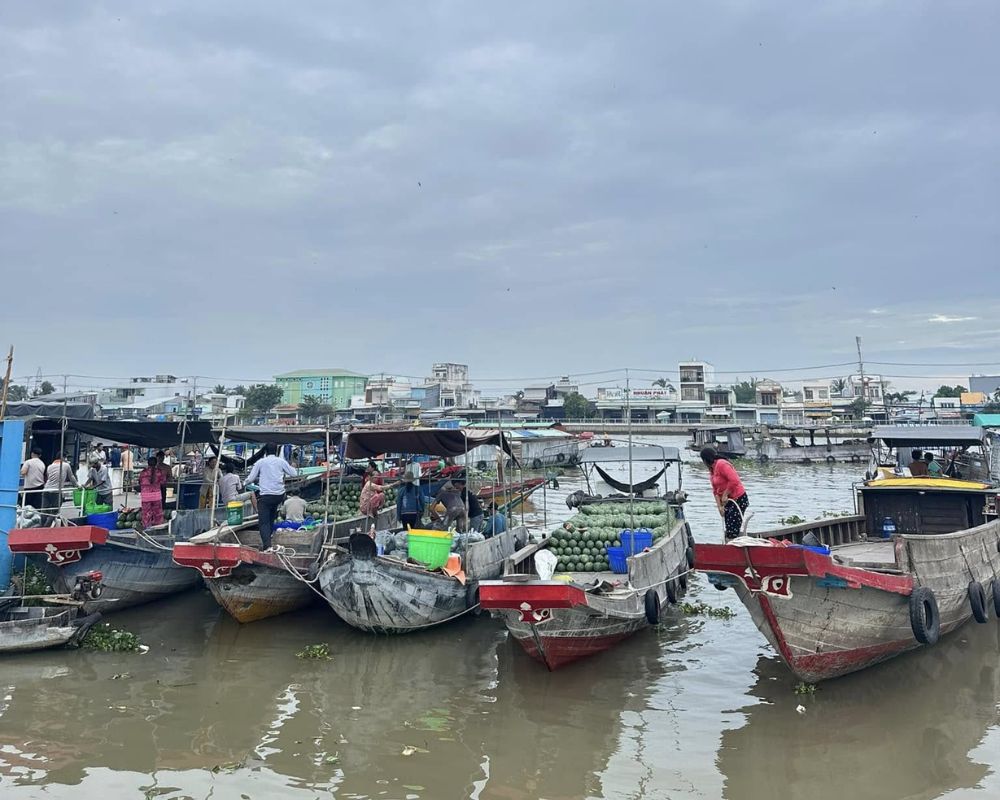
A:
[846, 398, 868, 419]
[2, 381, 29, 401]
[652, 378, 670, 389]
[233, 385, 247, 397]
[213, 384, 227, 394]
[38, 380, 55, 395]
[830, 378, 848, 396]
[563, 391, 595, 419]
[298, 395, 323, 421]
[934, 385, 967, 398]
[244, 384, 284, 413]
[731, 378, 758, 404]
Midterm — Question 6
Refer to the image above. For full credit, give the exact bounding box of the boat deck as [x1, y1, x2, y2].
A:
[831, 541, 899, 571]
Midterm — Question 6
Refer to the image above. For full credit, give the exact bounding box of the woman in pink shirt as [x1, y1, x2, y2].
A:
[701, 446, 749, 540]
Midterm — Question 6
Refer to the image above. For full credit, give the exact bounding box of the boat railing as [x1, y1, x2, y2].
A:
[753, 514, 866, 547]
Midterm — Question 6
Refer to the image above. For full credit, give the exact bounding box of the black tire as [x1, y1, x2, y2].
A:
[644, 589, 661, 624]
[677, 566, 688, 591]
[476, 461, 488, 470]
[665, 578, 678, 605]
[992, 579, 1000, 618]
[531, 458, 543, 469]
[758, 454, 769, 463]
[686, 545, 695, 570]
[969, 580, 988, 623]
[909, 587, 940, 645]
[826, 455, 836, 463]
[466, 584, 482, 616]
[556, 453, 565, 463]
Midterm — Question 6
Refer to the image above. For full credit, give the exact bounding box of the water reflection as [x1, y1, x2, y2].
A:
[719, 624, 1000, 800]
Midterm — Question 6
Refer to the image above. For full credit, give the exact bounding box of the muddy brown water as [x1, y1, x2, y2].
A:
[2, 437, 998, 799]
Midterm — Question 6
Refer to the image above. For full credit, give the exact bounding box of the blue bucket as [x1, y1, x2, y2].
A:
[86, 511, 119, 530]
[620, 528, 653, 556]
[607, 546, 629, 574]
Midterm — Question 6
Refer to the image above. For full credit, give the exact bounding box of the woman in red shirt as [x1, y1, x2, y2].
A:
[701, 446, 749, 539]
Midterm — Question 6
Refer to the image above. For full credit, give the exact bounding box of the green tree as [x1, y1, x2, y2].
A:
[830, 378, 848, 396]
[2, 381, 29, 401]
[38, 380, 55, 395]
[213, 384, 227, 394]
[934, 385, 967, 398]
[233, 385, 247, 397]
[244, 384, 284, 413]
[652, 378, 670, 389]
[731, 378, 758, 404]
[846, 398, 868, 419]
[563, 391, 595, 419]
[298, 395, 323, 421]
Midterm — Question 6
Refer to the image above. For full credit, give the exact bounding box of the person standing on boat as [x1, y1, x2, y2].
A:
[245, 443, 297, 550]
[85, 457, 114, 509]
[41, 453, 78, 526]
[156, 451, 172, 507]
[396, 473, 425, 530]
[700, 446, 749, 540]
[199, 456, 220, 508]
[450, 476, 484, 532]
[138, 456, 166, 528]
[20, 447, 46, 508]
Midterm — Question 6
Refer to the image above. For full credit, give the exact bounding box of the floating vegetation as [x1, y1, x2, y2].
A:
[679, 602, 736, 620]
[817, 510, 854, 519]
[778, 515, 806, 526]
[296, 643, 332, 660]
[82, 624, 143, 653]
[15, 564, 54, 606]
[794, 682, 817, 695]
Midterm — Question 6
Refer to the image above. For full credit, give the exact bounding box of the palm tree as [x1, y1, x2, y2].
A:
[213, 384, 227, 394]
[652, 378, 668, 388]
[830, 378, 848, 397]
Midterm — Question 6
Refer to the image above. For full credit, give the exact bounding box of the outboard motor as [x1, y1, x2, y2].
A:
[72, 571, 104, 602]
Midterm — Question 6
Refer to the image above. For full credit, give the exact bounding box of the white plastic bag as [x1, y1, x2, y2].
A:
[535, 549, 558, 581]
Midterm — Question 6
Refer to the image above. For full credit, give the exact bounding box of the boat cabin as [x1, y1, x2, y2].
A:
[690, 426, 747, 459]
[867, 425, 988, 481]
[858, 479, 997, 536]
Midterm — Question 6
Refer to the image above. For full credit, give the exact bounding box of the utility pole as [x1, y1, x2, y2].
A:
[855, 336, 866, 418]
[0, 346, 13, 420]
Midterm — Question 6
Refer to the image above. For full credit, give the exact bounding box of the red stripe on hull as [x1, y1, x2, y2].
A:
[510, 629, 634, 670]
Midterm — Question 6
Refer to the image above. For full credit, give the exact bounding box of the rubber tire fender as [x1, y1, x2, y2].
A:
[677, 565, 688, 592]
[665, 578, 678, 605]
[686, 545, 695, 570]
[556, 453, 565, 463]
[909, 586, 940, 645]
[826, 455, 836, 463]
[644, 588, 661, 625]
[466, 584, 482, 616]
[969, 580, 989, 624]
[531, 458, 543, 469]
[475, 461, 488, 470]
[992, 579, 1000, 618]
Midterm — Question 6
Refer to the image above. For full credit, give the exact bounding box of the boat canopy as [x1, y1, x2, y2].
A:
[344, 428, 514, 459]
[30, 418, 217, 447]
[972, 414, 1000, 428]
[870, 426, 984, 448]
[222, 427, 342, 447]
[579, 445, 681, 464]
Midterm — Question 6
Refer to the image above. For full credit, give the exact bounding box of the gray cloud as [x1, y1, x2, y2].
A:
[1, 1, 998, 391]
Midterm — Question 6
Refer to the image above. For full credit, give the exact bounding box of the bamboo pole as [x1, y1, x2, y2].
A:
[0, 346, 13, 420]
[207, 419, 228, 530]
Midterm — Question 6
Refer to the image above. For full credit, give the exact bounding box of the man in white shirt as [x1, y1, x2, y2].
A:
[20, 447, 46, 508]
[245, 444, 297, 549]
[42, 454, 78, 526]
[283, 490, 308, 522]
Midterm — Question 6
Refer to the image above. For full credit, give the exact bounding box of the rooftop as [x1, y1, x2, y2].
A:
[275, 369, 367, 379]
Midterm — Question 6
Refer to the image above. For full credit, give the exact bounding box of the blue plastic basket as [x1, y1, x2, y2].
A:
[607, 546, 629, 574]
[620, 528, 653, 556]
[86, 511, 119, 530]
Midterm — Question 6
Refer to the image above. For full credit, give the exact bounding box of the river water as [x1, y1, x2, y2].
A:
[2, 436, 998, 799]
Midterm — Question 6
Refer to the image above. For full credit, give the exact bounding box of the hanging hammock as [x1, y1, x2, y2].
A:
[593, 464, 666, 494]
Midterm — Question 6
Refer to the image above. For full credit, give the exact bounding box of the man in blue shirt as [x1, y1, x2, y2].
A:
[396, 474, 425, 530]
[483, 502, 507, 538]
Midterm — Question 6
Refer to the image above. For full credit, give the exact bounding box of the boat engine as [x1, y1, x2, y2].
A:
[72, 571, 104, 602]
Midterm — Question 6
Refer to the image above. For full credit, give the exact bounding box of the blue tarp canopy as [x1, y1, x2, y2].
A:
[972, 414, 1000, 428]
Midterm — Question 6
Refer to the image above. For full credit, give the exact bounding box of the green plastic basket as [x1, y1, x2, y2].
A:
[407, 529, 453, 570]
[73, 488, 98, 507]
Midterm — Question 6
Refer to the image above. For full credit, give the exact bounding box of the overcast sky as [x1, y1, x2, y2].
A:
[2, 1, 998, 394]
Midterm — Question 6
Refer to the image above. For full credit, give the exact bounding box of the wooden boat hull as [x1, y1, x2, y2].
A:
[206, 563, 316, 623]
[755, 441, 869, 464]
[0, 608, 100, 654]
[482, 519, 692, 670]
[317, 529, 519, 634]
[696, 518, 1000, 682]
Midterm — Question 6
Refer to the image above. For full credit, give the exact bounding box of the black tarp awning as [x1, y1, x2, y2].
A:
[4, 402, 96, 420]
[594, 464, 667, 494]
[221, 427, 342, 447]
[344, 428, 513, 459]
[30, 418, 217, 448]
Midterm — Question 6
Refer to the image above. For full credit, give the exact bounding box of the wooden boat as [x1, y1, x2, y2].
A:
[171, 507, 397, 623]
[6, 502, 254, 614]
[318, 527, 521, 633]
[754, 437, 869, 464]
[696, 427, 1000, 681]
[480, 445, 693, 670]
[689, 426, 747, 459]
[0, 606, 101, 654]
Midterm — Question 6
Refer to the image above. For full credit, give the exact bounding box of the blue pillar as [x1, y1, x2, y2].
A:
[0, 419, 25, 589]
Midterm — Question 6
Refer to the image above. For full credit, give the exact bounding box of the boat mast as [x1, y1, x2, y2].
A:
[626, 368, 634, 528]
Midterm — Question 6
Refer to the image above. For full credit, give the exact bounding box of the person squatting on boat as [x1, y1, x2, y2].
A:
[283, 489, 307, 522]
[218, 462, 244, 506]
[701, 446, 749, 539]
[139, 456, 166, 528]
[246, 443, 297, 550]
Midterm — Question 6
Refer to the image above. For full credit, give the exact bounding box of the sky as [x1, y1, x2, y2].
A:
[2, 1, 998, 396]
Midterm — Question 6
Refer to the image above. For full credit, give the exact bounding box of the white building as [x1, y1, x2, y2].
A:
[676, 361, 713, 422]
[426, 363, 480, 408]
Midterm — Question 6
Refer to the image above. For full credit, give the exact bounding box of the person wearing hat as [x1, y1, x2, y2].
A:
[396, 473, 425, 530]
[85, 456, 114, 509]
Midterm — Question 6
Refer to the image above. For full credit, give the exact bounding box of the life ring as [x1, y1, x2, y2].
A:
[556, 453, 566, 463]
[992, 579, 1000, 618]
[909, 587, 940, 645]
[826, 455, 836, 463]
[644, 588, 661, 624]
[665, 578, 678, 605]
[531, 458, 543, 469]
[969, 580, 988, 623]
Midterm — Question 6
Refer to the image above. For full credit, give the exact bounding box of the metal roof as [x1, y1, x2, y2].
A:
[871, 425, 985, 447]
[580, 445, 681, 463]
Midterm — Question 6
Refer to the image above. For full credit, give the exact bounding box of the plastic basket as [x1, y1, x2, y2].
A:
[620, 529, 653, 556]
[73, 488, 97, 507]
[407, 529, 453, 570]
[87, 511, 119, 530]
[607, 546, 628, 574]
[226, 501, 244, 526]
